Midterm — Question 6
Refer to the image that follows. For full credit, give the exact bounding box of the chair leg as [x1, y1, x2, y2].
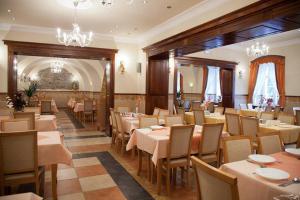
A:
[36, 178, 40, 195]
[157, 159, 162, 195]
[172, 167, 177, 185]
[121, 140, 125, 155]
[186, 166, 189, 186]
[137, 149, 142, 176]
[166, 167, 171, 196]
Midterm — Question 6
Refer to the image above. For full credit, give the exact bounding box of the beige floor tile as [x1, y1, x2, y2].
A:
[73, 157, 101, 167]
[58, 193, 85, 200]
[79, 174, 116, 192]
[65, 137, 111, 147]
[58, 168, 78, 180]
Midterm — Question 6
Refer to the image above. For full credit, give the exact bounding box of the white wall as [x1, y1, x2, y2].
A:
[178, 66, 203, 94]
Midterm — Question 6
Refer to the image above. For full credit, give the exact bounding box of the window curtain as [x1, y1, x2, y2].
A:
[205, 66, 221, 102]
[247, 55, 285, 106]
[201, 65, 208, 101]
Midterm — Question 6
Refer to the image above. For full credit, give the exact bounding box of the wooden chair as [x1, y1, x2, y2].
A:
[13, 112, 35, 130]
[296, 110, 300, 126]
[198, 123, 224, 167]
[0, 108, 13, 116]
[191, 156, 239, 200]
[173, 105, 177, 114]
[193, 110, 205, 126]
[176, 107, 185, 115]
[274, 106, 281, 119]
[260, 112, 275, 120]
[265, 105, 272, 112]
[0, 131, 42, 195]
[24, 107, 41, 115]
[165, 115, 184, 127]
[191, 101, 202, 111]
[40, 100, 52, 114]
[207, 102, 215, 113]
[239, 104, 247, 110]
[225, 108, 239, 114]
[110, 108, 117, 147]
[114, 112, 130, 155]
[277, 113, 295, 125]
[139, 116, 159, 128]
[153, 107, 160, 116]
[225, 113, 241, 136]
[257, 133, 284, 155]
[215, 107, 224, 115]
[157, 125, 194, 195]
[158, 109, 169, 120]
[240, 116, 259, 150]
[83, 100, 94, 124]
[1, 119, 31, 132]
[117, 106, 130, 113]
[223, 136, 253, 163]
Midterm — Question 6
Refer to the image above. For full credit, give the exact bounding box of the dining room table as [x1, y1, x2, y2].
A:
[259, 123, 300, 144]
[0, 192, 43, 200]
[184, 112, 227, 129]
[220, 152, 300, 200]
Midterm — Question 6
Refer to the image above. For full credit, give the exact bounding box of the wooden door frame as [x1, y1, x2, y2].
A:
[3, 40, 118, 134]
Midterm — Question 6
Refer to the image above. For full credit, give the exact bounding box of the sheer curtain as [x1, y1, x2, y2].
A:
[205, 66, 221, 102]
[252, 62, 279, 105]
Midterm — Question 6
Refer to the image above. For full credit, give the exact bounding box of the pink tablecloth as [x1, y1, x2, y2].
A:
[122, 116, 165, 134]
[220, 152, 300, 200]
[0, 193, 42, 200]
[127, 125, 228, 165]
[38, 131, 72, 166]
[36, 115, 57, 132]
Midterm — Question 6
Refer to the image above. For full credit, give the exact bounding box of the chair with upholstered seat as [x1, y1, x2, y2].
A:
[40, 100, 52, 114]
[193, 110, 205, 126]
[116, 106, 130, 113]
[260, 112, 274, 120]
[0, 131, 43, 195]
[165, 115, 184, 127]
[277, 113, 295, 125]
[223, 136, 253, 163]
[13, 112, 35, 130]
[274, 106, 281, 119]
[176, 107, 185, 115]
[225, 108, 239, 114]
[153, 107, 160, 116]
[191, 156, 239, 200]
[114, 112, 130, 155]
[157, 125, 194, 195]
[225, 113, 241, 136]
[257, 133, 284, 155]
[24, 107, 41, 115]
[215, 107, 224, 115]
[265, 105, 272, 112]
[207, 102, 215, 113]
[83, 100, 94, 124]
[139, 116, 159, 128]
[1, 119, 31, 132]
[198, 123, 224, 167]
[158, 109, 169, 120]
[240, 116, 259, 150]
[110, 108, 117, 147]
[191, 101, 202, 111]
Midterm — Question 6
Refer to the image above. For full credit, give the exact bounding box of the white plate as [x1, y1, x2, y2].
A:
[150, 125, 164, 130]
[255, 168, 289, 181]
[248, 154, 276, 164]
[285, 148, 300, 157]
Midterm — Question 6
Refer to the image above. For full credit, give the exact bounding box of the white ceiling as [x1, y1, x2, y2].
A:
[0, 0, 202, 38]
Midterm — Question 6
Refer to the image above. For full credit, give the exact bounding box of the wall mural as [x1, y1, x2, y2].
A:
[37, 68, 77, 90]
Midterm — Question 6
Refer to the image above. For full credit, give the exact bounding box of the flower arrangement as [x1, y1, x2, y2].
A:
[24, 81, 38, 106]
[266, 98, 273, 106]
[8, 92, 27, 111]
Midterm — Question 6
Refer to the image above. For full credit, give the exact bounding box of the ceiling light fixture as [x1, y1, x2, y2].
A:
[246, 42, 269, 57]
[56, 0, 93, 47]
[51, 59, 64, 73]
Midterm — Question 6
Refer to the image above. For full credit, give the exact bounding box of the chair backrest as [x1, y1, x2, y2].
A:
[1, 119, 31, 132]
[117, 106, 130, 113]
[239, 104, 247, 110]
[296, 110, 300, 126]
[215, 107, 224, 115]
[265, 105, 272, 112]
[176, 107, 185, 115]
[0, 131, 38, 175]
[225, 113, 241, 136]
[192, 101, 202, 111]
[24, 107, 41, 114]
[173, 105, 177, 114]
[153, 107, 160, 115]
[110, 108, 117, 130]
[184, 100, 191, 111]
[260, 112, 275, 120]
[247, 104, 253, 110]
[277, 113, 295, 125]
[193, 110, 205, 126]
[207, 102, 215, 113]
[225, 108, 238, 114]
[158, 109, 169, 119]
[84, 100, 94, 112]
[139, 116, 159, 128]
[274, 106, 281, 118]
[165, 115, 184, 127]
[114, 112, 126, 138]
[41, 100, 52, 113]
[191, 156, 239, 200]
[257, 133, 284, 155]
[13, 112, 35, 130]
[199, 123, 224, 156]
[223, 136, 252, 163]
[168, 125, 194, 160]
[240, 116, 259, 138]
[0, 108, 13, 116]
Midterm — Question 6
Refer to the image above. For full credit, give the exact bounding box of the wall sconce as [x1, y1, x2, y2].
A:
[119, 61, 125, 74]
[238, 69, 244, 79]
[189, 82, 194, 88]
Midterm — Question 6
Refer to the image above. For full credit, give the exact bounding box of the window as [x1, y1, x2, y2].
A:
[252, 62, 279, 106]
[205, 66, 222, 102]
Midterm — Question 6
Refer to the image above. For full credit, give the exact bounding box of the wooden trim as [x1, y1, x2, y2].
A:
[114, 93, 146, 96]
[176, 56, 238, 69]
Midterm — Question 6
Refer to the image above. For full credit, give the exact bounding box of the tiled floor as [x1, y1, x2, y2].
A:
[42, 110, 198, 200]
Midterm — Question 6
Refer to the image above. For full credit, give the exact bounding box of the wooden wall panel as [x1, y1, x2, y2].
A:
[221, 69, 235, 108]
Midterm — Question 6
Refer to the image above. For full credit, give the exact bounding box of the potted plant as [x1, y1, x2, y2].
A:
[24, 81, 38, 106]
[8, 92, 26, 112]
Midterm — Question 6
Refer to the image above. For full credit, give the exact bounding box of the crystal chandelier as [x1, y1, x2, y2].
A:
[246, 42, 269, 57]
[51, 59, 64, 73]
[56, 0, 93, 47]
[98, 0, 135, 6]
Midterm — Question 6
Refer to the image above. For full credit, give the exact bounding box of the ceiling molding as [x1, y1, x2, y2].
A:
[0, 23, 139, 44]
